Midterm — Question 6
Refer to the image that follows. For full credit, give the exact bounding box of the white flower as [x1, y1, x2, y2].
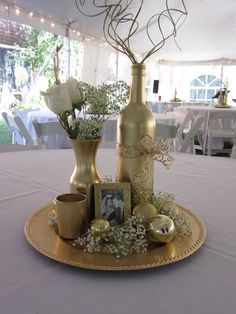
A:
[42, 83, 73, 114]
[65, 78, 82, 105]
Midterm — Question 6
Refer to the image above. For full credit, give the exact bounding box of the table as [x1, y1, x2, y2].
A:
[148, 101, 182, 113]
[174, 105, 236, 115]
[0, 149, 236, 314]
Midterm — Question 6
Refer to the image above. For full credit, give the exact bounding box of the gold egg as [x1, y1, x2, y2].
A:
[132, 202, 157, 222]
[148, 214, 176, 243]
[90, 219, 110, 235]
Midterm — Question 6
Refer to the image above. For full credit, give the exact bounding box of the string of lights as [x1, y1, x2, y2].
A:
[0, 0, 108, 46]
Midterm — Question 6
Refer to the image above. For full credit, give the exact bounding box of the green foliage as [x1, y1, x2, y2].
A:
[0, 119, 12, 144]
[11, 29, 57, 72]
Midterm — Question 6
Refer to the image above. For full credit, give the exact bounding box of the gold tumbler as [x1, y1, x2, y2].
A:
[55, 193, 87, 239]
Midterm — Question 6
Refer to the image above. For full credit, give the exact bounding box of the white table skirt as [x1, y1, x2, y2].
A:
[26, 109, 71, 149]
[0, 149, 236, 314]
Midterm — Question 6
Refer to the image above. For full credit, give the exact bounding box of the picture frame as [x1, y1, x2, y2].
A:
[94, 182, 131, 226]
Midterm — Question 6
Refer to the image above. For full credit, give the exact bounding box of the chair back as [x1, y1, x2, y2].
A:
[231, 145, 236, 159]
[14, 116, 35, 145]
[208, 110, 236, 134]
[32, 120, 67, 149]
[1, 112, 24, 144]
[175, 110, 194, 139]
[33, 120, 65, 137]
[14, 108, 39, 124]
[175, 114, 204, 153]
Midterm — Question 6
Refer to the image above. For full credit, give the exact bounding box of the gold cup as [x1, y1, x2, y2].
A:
[55, 193, 87, 239]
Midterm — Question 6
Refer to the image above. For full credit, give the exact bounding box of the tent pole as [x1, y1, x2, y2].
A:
[220, 58, 224, 87]
[115, 50, 119, 81]
[66, 24, 71, 79]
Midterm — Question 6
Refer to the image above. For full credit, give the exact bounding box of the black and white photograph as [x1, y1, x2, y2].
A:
[101, 189, 124, 226]
[94, 183, 131, 226]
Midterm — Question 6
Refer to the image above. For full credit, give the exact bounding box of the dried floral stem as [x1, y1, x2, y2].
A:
[75, 0, 188, 63]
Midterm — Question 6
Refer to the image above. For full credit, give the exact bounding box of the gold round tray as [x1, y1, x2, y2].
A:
[24, 203, 206, 271]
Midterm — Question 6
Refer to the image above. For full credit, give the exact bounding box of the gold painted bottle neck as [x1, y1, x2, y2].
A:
[129, 63, 146, 104]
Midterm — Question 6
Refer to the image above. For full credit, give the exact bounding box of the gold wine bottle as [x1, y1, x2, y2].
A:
[116, 63, 156, 207]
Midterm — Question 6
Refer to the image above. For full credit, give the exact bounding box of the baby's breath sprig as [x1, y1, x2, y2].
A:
[102, 175, 113, 183]
[152, 192, 175, 212]
[152, 192, 192, 236]
[73, 215, 147, 258]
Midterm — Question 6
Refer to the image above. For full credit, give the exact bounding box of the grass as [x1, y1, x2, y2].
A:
[0, 119, 12, 144]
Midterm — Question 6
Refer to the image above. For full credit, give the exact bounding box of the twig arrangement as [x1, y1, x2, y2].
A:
[75, 0, 188, 63]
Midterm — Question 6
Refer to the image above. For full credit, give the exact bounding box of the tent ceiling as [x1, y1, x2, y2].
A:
[2, 0, 236, 62]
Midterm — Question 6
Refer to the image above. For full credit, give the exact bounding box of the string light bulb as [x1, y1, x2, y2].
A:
[15, 8, 20, 15]
[51, 22, 55, 27]
[29, 12, 33, 17]
[40, 17, 44, 23]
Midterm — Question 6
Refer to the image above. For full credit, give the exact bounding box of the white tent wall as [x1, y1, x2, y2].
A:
[82, 42, 117, 85]
[151, 59, 236, 103]
[2, 0, 236, 103]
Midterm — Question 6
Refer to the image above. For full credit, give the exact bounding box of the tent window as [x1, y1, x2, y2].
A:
[190, 74, 221, 102]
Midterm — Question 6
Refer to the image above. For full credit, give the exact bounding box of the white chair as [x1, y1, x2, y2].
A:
[230, 145, 236, 159]
[32, 120, 69, 149]
[174, 114, 204, 153]
[14, 116, 35, 145]
[155, 124, 177, 140]
[14, 108, 39, 124]
[175, 110, 194, 138]
[1, 112, 25, 144]
[206, 111, 236, 156]
[0, 144, 39, 153]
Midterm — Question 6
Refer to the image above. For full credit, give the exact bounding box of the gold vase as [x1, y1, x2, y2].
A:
[69, 138, 101, 221]
[116, 63, 156, 207]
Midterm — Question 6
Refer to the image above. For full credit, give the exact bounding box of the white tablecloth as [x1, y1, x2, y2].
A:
[0, 149, 236, 314]
[148, 101, 183, 113]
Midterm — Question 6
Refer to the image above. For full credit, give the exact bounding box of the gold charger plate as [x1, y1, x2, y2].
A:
[24, 203, 206, 271]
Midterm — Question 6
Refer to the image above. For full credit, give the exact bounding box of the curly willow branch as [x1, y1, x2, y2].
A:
[75, 0, 187, 64]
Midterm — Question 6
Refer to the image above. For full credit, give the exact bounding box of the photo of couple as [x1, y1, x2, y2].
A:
[101, 189, 124, 226]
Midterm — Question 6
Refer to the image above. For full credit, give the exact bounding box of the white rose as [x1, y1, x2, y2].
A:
[65, 78, 82, 105]
[42, 83, 73, 114]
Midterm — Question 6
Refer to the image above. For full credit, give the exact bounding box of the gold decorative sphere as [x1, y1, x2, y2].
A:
[90, 219, 110, 235]
[132, 202, 157, 222]
[148, 214, 176, 243]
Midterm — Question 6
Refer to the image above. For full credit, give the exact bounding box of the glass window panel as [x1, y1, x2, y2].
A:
[207, 89, 215, 99]
[207, 75, 215, 85]
[191, 79, 203, 87]
[209, 77, 222, 87]
[198, 75, 206, 84]
[197, 89, 205, 99]
[190, 89, 197, 99]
